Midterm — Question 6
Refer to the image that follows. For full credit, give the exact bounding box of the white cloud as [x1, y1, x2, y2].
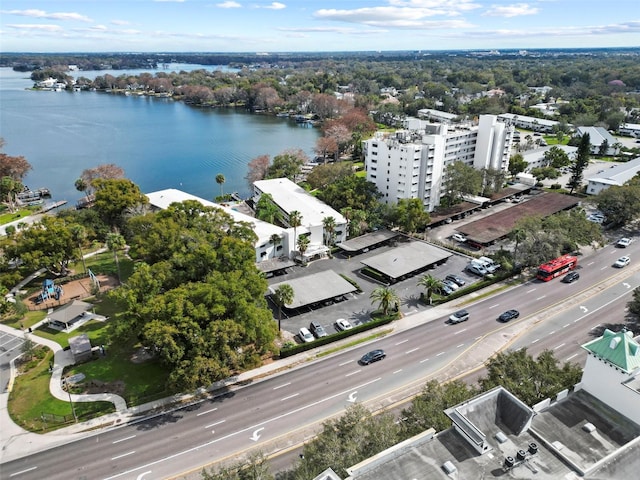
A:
[111, 20, 131, 26]
[6, 23, 64, 32]
[314, 7, 473, 29]
[217, 1, 241, 7]
[264, 2, 286, 10]
[2, 9, 92, 22]
[483, 3, 538, 18]
[454, 21, 640, 39]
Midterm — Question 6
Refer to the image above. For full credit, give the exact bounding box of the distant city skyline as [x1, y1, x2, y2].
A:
[1, 1, 639, 53]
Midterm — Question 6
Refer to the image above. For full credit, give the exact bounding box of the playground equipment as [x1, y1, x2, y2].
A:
[36, 279, 63, 304]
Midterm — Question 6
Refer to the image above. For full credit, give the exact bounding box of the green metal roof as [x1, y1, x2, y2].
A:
[582, 329, 640, 374]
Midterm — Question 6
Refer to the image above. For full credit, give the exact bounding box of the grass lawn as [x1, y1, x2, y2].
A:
[8, 346, 115, 432]
[70, 251, 135, 281]
[0, 206, 40, 226]
[66, 340, 171, 406]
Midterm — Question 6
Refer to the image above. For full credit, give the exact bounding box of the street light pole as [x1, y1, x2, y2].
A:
[66, 381, 78, 423]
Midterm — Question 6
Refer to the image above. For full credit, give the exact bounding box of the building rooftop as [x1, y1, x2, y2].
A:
[268, 270, 357, 309]
[343, 386, 640, 480]
[576, 125, 617, 146]
[146, 188, 285, 245]
[587, 156, 640, 186]
[458, 191, 579, 244]
[253, 178, 346, 227]
[360, 241, 452, 281]
[498, 113, 561, 128]
[336, 229, 399, 253]
[582, 328, 640, 374]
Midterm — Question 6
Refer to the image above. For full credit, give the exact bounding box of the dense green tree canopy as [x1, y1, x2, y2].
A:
[480, 348, 582, 406]
[444, 161, 483, 205]
[6, 216, 79, 276]
[92, 178, 148, 229]
[318, 175, 381, 213]
[113, 200, 276, 391]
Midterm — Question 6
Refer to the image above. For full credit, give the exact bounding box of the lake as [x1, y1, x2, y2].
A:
[0, 66, 319, 206]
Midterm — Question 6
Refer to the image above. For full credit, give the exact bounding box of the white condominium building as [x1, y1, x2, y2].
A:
[363, 114, 514, 211]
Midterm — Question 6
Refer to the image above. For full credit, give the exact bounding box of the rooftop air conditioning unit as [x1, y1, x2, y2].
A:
[442, 461, 457, 474]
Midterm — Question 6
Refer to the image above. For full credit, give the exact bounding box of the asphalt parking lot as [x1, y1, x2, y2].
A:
[0, 330, 25, 392]
[267, 239, 481, 341]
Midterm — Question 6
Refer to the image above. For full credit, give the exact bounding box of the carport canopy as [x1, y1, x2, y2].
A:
[268, 270, 358, 309]
[336, 229, 399, 253]
[361, 241, 452, 281]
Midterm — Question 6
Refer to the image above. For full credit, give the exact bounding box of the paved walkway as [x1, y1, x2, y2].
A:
[1, 242, 624, 466]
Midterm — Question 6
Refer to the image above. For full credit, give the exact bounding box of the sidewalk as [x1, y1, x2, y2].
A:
[2, 261, 615, 465]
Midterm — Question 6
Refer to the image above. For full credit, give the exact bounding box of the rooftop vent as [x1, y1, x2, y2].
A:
[583, 422, 596, 433]
[609, 337, 621, 350]
[528, 442, 538, 455]
[495, 431, 507, 444]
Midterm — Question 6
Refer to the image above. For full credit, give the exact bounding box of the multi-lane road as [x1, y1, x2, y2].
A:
[2, 239, 639, 480]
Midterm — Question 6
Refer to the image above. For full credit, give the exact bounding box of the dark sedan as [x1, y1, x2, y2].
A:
[497, 309, 520, 323]
[562, 271, 580, 283]
[359, 349, 386, 365]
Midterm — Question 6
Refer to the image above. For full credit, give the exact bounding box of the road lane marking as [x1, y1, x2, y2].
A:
[489, 304, 500, 309]
[453, 328, 467, 335]
[475, 336, 482, 340]
[281, 393, 299, 402]
[456, 344, 465, 348]
[574, 318, 580, 323]
[566, 354, 578, 361]
[112, 435, 136, 444]
[272, 382, 291, 390]
[587, 261, 595, 266]
[395, 339, 408, 345]
[338, 360, 351, 366]
[532, 338, 540, 344]
[136, 472, 152, 480]
[103, 377, 384, 480]
[111, 451, 136, 461]
[419, 358, 429, 363]
[405, 348, 419, 354]
[554, 343, 566, 350]
[393, 369, 402, 374]
[592, 324, 601, 330]
[345, 370, 361, 377]
[549, 330, 556, 335]
[436, 351, 445, 357]
[196, 408, 218, 416]
[204, 420, 225, 429]
[536, 295, 546, 300]
[563, 323, 570, 328]
[526, 288, 536, 293]
[9, 467, 37, 477]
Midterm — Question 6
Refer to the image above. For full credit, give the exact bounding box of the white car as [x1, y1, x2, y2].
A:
[335, 318, 353, 331]
[614, 256, 631, 268]
[298, 327, 315, 343]
[617, 237, 632, 248]
[451, 233, 467, 243]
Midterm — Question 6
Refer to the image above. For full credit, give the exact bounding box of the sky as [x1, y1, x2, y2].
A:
[1, 1, 639, 53]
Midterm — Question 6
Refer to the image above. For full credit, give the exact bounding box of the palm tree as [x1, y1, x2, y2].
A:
[297, 235, 310, 263]
[289, 210, 302, 245]
[322, 216, 337, 246]
[269, 233, 281, 258]
[417, 274, 443, 305]
[215, 173, 225, 198]
[510, 228, 527, 269]
[70, 225, 88, 274]
[370, 286, 400, 316]
[106, 231, 126, 284]
[273, 283, 294, 331]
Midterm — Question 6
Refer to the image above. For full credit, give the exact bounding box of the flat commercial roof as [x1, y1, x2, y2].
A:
[268, 270, 357, 309]
[458, 191, 579, 244]
[360, 241, 452, 280]
[336, 229, 399, 253]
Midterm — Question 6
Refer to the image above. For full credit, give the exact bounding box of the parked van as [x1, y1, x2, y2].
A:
[477, 256, 499, 273]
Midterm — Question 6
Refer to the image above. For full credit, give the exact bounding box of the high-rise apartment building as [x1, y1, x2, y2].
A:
[363, 114, 514, 211]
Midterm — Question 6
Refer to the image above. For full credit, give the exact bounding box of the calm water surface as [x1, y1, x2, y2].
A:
[0, 67, 319, 205]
